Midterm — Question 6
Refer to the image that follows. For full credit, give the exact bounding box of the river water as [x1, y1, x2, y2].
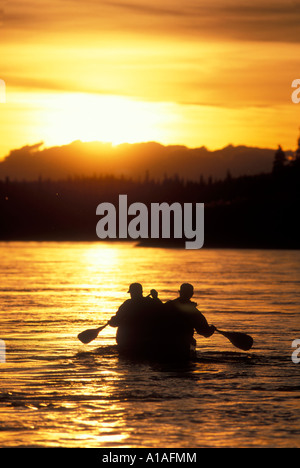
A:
[0, 242, 299, 448]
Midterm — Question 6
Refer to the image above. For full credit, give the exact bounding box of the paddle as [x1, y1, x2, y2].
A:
[216, 328, 254, 351]
[77, 323, 109, 344]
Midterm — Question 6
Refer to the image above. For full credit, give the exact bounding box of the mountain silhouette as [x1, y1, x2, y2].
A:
[0, 140, 291, 181]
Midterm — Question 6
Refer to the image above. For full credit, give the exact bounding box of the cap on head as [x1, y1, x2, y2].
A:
[179, 283, 194, 299]
[127, 283, 143, 295]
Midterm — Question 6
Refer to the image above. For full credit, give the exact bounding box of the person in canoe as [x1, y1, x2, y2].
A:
[108, 283, 163, 356]
[161, 283, 216, 356]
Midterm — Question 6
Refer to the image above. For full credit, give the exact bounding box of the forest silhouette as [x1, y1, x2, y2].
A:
[0, 146, 299, 249]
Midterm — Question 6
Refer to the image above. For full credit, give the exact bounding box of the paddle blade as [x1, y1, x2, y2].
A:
[77, 324, 107, 344]
[217, 330, 254, 351]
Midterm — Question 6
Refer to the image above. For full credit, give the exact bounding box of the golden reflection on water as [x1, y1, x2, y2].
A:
[1, 243, 300, 448]
[73, 412, 129, 447]
[84, 244, 121, 272]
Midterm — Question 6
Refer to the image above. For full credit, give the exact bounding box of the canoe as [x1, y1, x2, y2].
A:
[116, 334, 197, 361]
[78, 323, 196, 360]
[117, 343, 196, 362]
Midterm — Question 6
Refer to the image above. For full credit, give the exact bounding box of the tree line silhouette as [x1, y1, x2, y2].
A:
[0, 150, 299, 248]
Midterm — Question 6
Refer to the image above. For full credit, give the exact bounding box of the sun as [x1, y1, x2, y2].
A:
[35, 92, 170, 147]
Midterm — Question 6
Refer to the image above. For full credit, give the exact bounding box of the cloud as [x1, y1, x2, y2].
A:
[2, 74, 122, 96]
[102, 0, 182, 17]
[204, 1, 300, 42]
[2, 0, 300, 43]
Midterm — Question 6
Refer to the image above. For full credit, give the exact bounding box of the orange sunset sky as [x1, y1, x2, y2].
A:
[0, 0, 300, 160]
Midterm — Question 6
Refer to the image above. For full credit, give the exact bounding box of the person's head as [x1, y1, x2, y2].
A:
[179, 283, 194, 300]
[127, 282, 143, 299]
